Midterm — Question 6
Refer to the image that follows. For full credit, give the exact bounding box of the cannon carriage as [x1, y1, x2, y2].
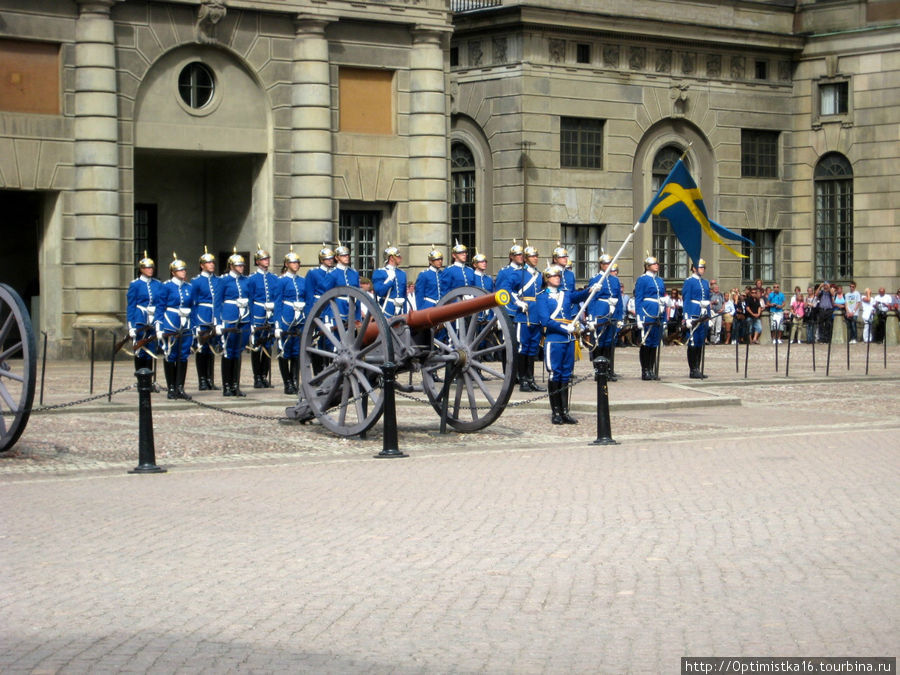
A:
[0, 283, 37, 452]
[285, 286, 517, 437]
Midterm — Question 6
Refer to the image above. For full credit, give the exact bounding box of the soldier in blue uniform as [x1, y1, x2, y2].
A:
[304, 245, 335, 311]
[551, 243, 577, 292]
[471, 249, 495, 319]
[495, 241, 526, 382]
[608, 263, 625, 380]
[191, 247, 220, 391]
[536, 264, 591, 424]
[443, 241, 475, 294]
[633, 254, 667, 380]
[330, 242, 361, 321]
[513, 242, 546, 392]
[584, 253, 622, 380]
[158, 253, 195, 400]
[216, 250, 251, 397]
[126, 252, 164, 374]
[276, 248, 306, 394]
[681, 258, 711, 379]
[371, 244, 408, 317]
[247, 246, 281, 389]
[415, 246, 444, 310]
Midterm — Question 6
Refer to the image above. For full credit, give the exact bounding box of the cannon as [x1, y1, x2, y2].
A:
[285, 286, 516, 436]
[0, 283, 37, 452]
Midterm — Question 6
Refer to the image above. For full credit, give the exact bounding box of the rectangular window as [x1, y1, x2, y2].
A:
[560, 117, 604, 169]
[451, 170, 476, 252]
[741, 129, 779, 178]
[339, 67, 394, 135]
[754, 60, 767, 80]
[819, 81, 848, 116]
[576, 44, 591, 64]
[561, 224, 604, 284]
[652, 220, 689, 283]
[815, 179, 853, 281]
[339, 211, 379, 279]
[133, 203, 158, 272]
[741, 229, 777, 283]
[0, 39, 60, 115]
[450, 47, 459, 67]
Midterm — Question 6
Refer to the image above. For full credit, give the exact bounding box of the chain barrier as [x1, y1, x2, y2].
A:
[185, 396, 292, 422]
[3, 384, 139, 415]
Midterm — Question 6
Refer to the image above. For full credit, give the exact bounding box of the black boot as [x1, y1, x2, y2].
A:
[163, 360, 177, 399]
[651, 347, 660, 380]
[279, 358, 295, 394]
[196, 352, 209, 390]
[688, 346, 703, 379]
[518, 353, 533, 392]
[222, 358, 234, 397]
[528, 356, 546, 392]
[291, 356, 301, 394]
[206, 351, 219, 390]
[549, 382, 563, 425]
[608, 345, 619, 381]
[251, 351, 264, 388]
[233, 357, 246, 397]
[640, 346, 652, 380]
[176, 360, 192, 399]
[559, 382, 578, 424]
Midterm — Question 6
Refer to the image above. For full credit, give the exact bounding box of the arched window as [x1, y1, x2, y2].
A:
[651, 146, 689, 282]
[815, 153, 853, 281]
[451, 142, 476, 252]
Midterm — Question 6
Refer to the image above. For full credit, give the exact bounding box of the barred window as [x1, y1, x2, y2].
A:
[741, 230, 777, 283]
[561, 224, 604, 284]
[339, 211, 379, 279]
[814, 153, 853, 281]
[651, 146, 689, 282]
[560, 117, 604, 169]
[741, 129, 779, 178]
[450, 143, 477, 253]
[178, 62, 215, 109]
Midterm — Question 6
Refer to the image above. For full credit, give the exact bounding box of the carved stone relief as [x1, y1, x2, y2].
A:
[778, 60, 791, 82]
[707, 54, 721, 78]
[681, 52, 695, 75]
[731, 56, 745, 80]
[629, 46, 645, 71]
[603, 44, 619, 68]
[196, 0, 226, 45]
[656, 49, 672, 73]
[468, 40, 483, 67]
[492, 37, 507, 64]
[549, 39, 565, 63]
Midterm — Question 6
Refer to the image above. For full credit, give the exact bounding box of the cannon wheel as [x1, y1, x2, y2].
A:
[299, 286, 393, 437]
[420, 286, 516, 432]
[0, 283, 37, 452]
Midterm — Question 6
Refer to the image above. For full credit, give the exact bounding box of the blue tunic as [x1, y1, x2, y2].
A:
[304, 266, 333, 310]
[276, 272, 306, 359]
[585, 271, 622, 348]
[371, 265, 408, 317]
[515, 265, 543, 356]
[191, 272, 220, 355]
[247, 269, 282, 328]
[159, 278, 194, 361]
[328, 264, 361, 321]
[443, 262, 476, 296]
[681, 274, 711, 347]
[472, 271, 495, 322]
[415, 266, 444, 310]
[495, 263, 524, 321]
[216, 271, 252, 358]
[126, 275, 164, 360]
[633, 272, 667, 348]
[536, 286, 590, 382]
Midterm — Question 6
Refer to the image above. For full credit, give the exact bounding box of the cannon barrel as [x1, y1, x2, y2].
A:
[362, 289, 510, 344]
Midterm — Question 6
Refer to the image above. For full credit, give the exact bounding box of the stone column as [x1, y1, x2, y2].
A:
[886, 310, 899, 346]
[408, 26, 450, 265]
[291, 15, 336, 258]
[71, 0, 122, 341]
[831, 308, 847, 345]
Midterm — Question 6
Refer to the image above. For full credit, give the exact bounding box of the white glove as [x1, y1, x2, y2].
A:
[128, 327, 137, 339]
[392, 298, 405, 308]
[586, 321, 597, 332]
[274, 326, 282, 339]
[386, 270, 396, 283]
[617, 321, 624, 329]
[264, 302, 275, 311]
[463, 295, 474, 301]
[699, 300, 710, 308]
[292, 301, 306, 312]
[591, 281, 603, 293]
[608, 298, 618, 308]
[636, 317, 644, 329]
[236, 298, 249, 308]
[563, 322, 577, 334]
[179, 307, 192, 317]
[515, 300, 529, 312]
[215, 324, 224, 336]
[249, 332, 256, 347]
[156, 330, 164, 342]
[685, 318, 693, 329]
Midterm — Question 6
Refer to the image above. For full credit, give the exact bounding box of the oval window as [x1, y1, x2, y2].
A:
[177, 62, 215, 109]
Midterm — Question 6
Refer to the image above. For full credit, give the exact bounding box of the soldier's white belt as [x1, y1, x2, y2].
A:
[178, 307, 192, 317]
[198, 302, 214, 308]
[254, 301, 276, 310]
[137, 305, 156, 317]
[226, 299, 249, 308]
[425, 297, 437, 304]
[290, 301, 305, 311]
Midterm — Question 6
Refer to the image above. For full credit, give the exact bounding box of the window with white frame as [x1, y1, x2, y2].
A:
[741, 229, 777, 283]
[339, 211, 379, 279]
[561, 224, 604, 284]
[814, 153, 853, 281]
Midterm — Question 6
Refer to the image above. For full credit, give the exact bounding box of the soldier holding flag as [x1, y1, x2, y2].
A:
[682, 258, 711, 379]
[634, 255, 666, 380]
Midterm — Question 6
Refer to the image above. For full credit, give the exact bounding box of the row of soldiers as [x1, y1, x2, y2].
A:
[126, 238, 711, 423]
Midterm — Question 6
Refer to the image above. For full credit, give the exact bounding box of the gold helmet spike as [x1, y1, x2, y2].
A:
[427, 244, 443, 262]
[384, 241, 401, 259]
[169, 251, 187, 273]
[509, 239, 524, 257]
[542, 263, 564, 281]
[334, 239, 350, 257]
[552, 241, 569, 260]
[228, 246, 246, 268]
[138, 250, 155, 269]
[451, 238, 467, 255]
[523, 239, 538, 257]
[199, 245, 215, 265]
[318, 243, 335, 262]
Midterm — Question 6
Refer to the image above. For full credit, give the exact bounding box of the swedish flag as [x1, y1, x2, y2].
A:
[639, 159, 754, 265]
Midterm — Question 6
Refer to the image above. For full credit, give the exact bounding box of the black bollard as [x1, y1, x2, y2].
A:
[743, 340, 750, 379]
[108, 331, 116, 403]
[40, 330, 48, 406]
[785, 334, 792, 377]
[735, 336, 740, 373]
[374, 361, 407, 458]
[591, 356, 618, 446]
[89, 327, 95, 394]
[825, 337, 832, 376]
[129, 368, 166, 474]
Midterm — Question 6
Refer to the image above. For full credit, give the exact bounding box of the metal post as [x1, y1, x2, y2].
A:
[89, 327, 95, 394]
[129, 368, 166, 474]
[40, 331, 48, 406]
[865, 336, 871, 375]
[743, 340, 749, 379]
[846, 334, 851, 371]
[773, 329, 779, 373]
[735, 336, 739, 373]
[374, 361, 407, 458]
[826, 337, 832, 376]
[785, 335, 792, 378]
[108, 332, 116, 402]
[591, 356, 617, 446]
[811, 337, 816, 372]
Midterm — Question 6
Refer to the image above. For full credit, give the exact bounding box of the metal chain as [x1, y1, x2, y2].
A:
[185, 396, 292, 421]
[23, 384, 138, 413]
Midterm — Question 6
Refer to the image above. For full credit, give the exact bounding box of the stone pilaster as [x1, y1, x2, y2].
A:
[408, 26, 450, 264]
[291, 15, 336, 256]
[71, 0, 122, 335]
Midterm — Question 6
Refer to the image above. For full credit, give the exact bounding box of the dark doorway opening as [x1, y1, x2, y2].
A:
[0, 190, 42, 310]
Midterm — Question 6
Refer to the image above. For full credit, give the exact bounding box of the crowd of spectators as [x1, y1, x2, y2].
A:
[615, 279, 899, 348]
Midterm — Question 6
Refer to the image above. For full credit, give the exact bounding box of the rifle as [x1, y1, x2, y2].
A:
[685, 313, 713, 345]
[114, 331, 158, 357]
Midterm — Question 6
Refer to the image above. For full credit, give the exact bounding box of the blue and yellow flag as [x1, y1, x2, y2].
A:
[638, 159, 754, 264]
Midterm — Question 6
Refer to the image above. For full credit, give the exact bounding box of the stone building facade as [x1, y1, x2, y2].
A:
[0, 0, 897, 356]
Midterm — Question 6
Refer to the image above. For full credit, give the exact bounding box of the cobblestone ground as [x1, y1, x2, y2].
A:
[1, 346, 897, 673]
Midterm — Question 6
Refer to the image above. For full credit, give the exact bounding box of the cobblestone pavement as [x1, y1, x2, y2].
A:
[1, 347, 897, 672]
